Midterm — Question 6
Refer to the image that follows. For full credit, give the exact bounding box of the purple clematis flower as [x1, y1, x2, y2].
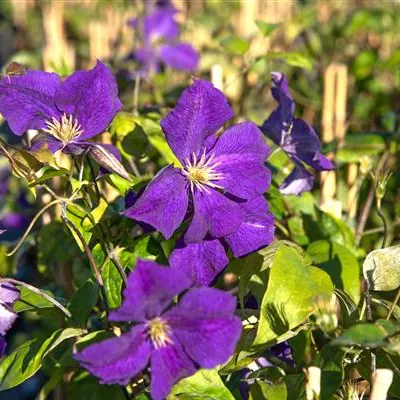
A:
[169, 196, 275, 286]
[75, 259, 241, 400]
[129, 5, 199, 75]
[261, 72, 334, 196]
[0, 282, 19, 356]
[0, 61, 127, 177]
[124, 80, 274, 285]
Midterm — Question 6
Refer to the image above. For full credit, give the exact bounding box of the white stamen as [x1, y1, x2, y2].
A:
[43, 113, 83, 144]
[147, 317, 173, 349]
[182, 149, 224, 192]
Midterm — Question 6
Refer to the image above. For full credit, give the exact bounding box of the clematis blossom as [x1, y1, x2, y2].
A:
[75, 259, 241, 400]
[0, 61, 128, 178]
[261, 72, 334, 195]
[124, 79, 274, 285]
[129, 5, 199, 75]
[0, 282, 19, 356]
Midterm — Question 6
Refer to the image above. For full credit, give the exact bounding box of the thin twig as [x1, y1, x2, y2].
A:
[356, 152, 390, 244]
[109, 250, 128, 286]
[386, 288, 400, 321]
[2, 278, 71, 318]
[376, 208, 388, 248]
[133, 75, 141, 115]
[61, 202, 110, 322]
[7, 199, 61, 256]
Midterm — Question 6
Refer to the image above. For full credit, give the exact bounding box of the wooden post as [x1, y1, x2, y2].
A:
[11, 0, 35, 28]
[211, 64, 223, 91]
[321, 64, 337, 208]
[370, 369, 393, 400]
[89, 21, 111, 61]
[321, 63, 348, 218]
[305, 367, 321, 400]
[42, 0, 75, 72]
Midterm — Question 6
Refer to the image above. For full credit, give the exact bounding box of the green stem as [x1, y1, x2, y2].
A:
[376, 207, 388, 249]
[61, 202, 110, 324]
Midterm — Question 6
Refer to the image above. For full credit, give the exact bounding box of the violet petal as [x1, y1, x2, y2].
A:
[109, 259, 192, 322]
[160, 79, 234, 163]
[124, 165, 189, 240]
[55, 60, 122, 141]
[169, 238, 228, 286]
[165, 288, 242, 368]
[0, 71, 62, 135]
[75, 325, 150, 385]
[225, 197, 275, 257]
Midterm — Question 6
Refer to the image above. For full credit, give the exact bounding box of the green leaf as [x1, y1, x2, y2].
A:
[303, 208, 356, 250]
[253, 246, 333, 348]
[0, 328, 84, 391]
[68, 277, 99, 326]
[169, 369, 235, 400]
[137, 116, 181, 166]
[28, 167, 69, 186]
[363, 244, 400, 291]
[65, 204, 93, 252]
[102, 258, 124, 309]
[315, 347, 344, 400]
[330, 323, 388, 348]
[307, 240, 360, 305]
[336, 133, 385, 163]
[106, 173, 139, 196]
[109, 112, 136, 137]
[221, 35, 249, 56]
[255, 20, 280, 37]
[148, 135, 181, 166]
[250, 381, 287, 400]
[38, 221, 78, 272]
[265, 52, 314, 70]
[67, 372, 126, 400]
[14, 286, 62, 312]
[66, 200, 108, 252]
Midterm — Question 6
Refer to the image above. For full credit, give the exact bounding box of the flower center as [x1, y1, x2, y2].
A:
[147, 317, 173, 349]
[182, 150, 223, 192]
[43, 113, 83, 145]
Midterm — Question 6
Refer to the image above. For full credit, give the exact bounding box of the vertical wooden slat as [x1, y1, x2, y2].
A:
[211, 64, 223, 91]
[306, 367, 321, 400]
[11, 0, 35, 28]
[42, 0, 75, 72]
[321, 65, 337, 207]
[335, 64, 348, 146]
[347, 164, 359, 219]
[370, 369, 393, 400]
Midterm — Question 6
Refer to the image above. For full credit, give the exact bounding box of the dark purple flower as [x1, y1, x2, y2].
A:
[0, 61, 122, 159]
[268, 341, 294, 368]
[0, 212, 28, 231]
[169, 197, 275, 286]
[75, 259, 241, 400]
[124, 80, 274, 285]
[130, 6, 199, 75]
[0, 282, 19, 356]
[261, 72, 334, 195]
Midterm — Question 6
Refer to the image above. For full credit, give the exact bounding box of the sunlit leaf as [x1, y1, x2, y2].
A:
[170, 369, 235, 400]
[0, 328, 84, 391]
[253, 246, 333, 348]
[363, 244, 400, 291]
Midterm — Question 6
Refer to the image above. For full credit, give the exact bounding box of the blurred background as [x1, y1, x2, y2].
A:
[0, 0, 400, 398]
